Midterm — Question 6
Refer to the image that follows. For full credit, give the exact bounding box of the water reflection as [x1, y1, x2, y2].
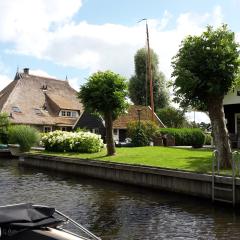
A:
[0, 159, 240, 239]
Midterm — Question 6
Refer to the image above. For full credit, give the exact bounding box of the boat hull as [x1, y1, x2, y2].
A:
[3, 227, 90, 240]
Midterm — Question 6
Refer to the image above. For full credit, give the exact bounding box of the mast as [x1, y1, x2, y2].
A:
[145, 21, 154, 121]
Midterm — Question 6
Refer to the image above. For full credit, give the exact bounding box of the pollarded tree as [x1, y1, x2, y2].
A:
[78, 71, 128, 156]
[129, 48, 169, 110]
[172, 25, 240, 168]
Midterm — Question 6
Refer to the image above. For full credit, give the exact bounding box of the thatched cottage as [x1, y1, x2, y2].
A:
[0, 68, 83, 132]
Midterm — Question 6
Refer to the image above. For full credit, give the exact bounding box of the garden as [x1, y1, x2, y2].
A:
[0, 112, 215, 174]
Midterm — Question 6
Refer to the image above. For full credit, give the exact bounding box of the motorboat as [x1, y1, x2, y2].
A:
[0, 203, 101, 240]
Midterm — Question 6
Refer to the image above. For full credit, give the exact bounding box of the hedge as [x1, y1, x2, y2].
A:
[159, 128, 205, 148]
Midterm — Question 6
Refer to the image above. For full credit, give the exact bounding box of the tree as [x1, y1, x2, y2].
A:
[172, 25, 240, 168]
[78, 71, 128, 156]
[129, 48, 169, 110]
[156, 107, 190, 128]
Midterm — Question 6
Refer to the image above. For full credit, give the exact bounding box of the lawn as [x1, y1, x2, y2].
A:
[33, 146, 216, 174]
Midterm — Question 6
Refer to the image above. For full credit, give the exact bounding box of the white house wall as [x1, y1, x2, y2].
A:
[223, 89, 240, 105]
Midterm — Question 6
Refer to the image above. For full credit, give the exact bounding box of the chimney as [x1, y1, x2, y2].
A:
[23, 68, 29, 74]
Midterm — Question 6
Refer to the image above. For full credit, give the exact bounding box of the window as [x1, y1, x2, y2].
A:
[12, 106, 21, 113]
[92, 128, 99, 134]
[113, 129, 119, 142]
[60, 110, 78, 118]
[34, 108, 42, 115]
[43, 126, 52, 133]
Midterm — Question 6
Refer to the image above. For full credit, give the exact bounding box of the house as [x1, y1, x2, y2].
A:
[0, 68, 83, 132]
[223, 88, 240, 147]
[75, 105, 165, 142]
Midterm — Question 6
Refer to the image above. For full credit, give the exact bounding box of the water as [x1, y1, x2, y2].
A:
[1, 158, 240, 240]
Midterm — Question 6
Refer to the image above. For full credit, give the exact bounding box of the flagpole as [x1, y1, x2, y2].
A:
[145, 20, 154, 121]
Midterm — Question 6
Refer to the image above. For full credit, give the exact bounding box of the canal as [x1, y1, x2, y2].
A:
[1, 158, 240, 240]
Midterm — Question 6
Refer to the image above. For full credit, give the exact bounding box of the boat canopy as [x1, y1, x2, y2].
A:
[0, 203, 62, 229]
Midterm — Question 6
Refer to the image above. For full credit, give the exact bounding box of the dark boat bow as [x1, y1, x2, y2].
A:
[0, 203, 101, 240]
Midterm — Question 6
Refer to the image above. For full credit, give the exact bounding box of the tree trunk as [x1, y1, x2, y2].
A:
[207, 97, 231, 168]
[104, 112, 116, 156]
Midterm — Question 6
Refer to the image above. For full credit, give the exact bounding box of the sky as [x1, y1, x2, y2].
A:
[0, 0, 240, 123]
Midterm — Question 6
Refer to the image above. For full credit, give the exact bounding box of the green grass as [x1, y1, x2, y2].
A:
[32, 146, 218, 174]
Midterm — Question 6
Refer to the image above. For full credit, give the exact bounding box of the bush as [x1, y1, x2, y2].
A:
[204, 133, 212, 145]
[159, 128, 205, 148]
[0, 112, 11, 144]
[8, 125, 40, 152]
[130, 128, 149, 147]
[0, 131, 8, 144]
[127, 121, 159, 147]
[41, 130, 104, 153]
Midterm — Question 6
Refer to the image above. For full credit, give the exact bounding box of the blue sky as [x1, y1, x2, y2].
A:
[0, 0, 239, 122]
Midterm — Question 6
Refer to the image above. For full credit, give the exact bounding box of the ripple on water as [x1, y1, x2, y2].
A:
[1, 159, 240, 240]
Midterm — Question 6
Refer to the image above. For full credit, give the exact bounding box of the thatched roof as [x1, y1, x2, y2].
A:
[113, 105, 165, 129]
[0, 70, 83, 127]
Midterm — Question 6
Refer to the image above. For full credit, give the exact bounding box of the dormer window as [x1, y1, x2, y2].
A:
[12, 106, 21, 113]
[59, 110, 78, 118]
[34, 108, 43, 115]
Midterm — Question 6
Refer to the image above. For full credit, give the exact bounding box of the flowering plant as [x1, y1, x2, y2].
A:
[41, 130, 104, 153]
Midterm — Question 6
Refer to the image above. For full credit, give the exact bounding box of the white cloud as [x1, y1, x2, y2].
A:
[185, 111, 210, 124]
[212, 5, 224, 27]
[0, 74, 12, 92]
[0, 0, 82, 41]
[0, 0, 82, 57]
[68, 77, 81, 91]
[0, 61, 13, 91]
[0, 3, 233, 84]
[30, 69, 56, 79]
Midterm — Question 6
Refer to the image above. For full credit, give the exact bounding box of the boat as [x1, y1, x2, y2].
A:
[0, 203, 101, 240]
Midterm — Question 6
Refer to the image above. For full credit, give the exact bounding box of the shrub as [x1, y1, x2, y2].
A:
[0, 112, 11, 144]
[159, 128, 205, 148]
[130, 128, 149, 147]
[204, 133, 212, 145]
[8, 125, 40, 152]
[127, 121, 159, 147]
[41, 130, 104, 153]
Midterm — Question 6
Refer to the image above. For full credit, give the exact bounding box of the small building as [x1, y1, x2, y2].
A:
[75, 105, 165, 142]
[223, 88, 240, 147]
[0, 68, 83, 132]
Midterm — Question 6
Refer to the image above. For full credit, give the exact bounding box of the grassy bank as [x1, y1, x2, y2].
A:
[33, 146, 215, 173]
